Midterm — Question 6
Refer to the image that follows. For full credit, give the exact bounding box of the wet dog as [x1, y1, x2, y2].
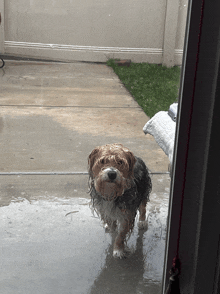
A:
[88, 143, 152, 258]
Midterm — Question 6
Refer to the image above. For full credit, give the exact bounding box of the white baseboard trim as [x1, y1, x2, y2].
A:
[4, 41, 183, 65]
[4, 41, 162, 54]
[4, 41, 163, 63]
[174, 49, 184, 65]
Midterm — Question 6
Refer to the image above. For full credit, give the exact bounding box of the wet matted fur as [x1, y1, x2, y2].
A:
[88, 143, 152, 258]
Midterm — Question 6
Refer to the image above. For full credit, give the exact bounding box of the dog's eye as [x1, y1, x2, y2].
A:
[100, 159, 105, 164]
[118, 160, 123, 165]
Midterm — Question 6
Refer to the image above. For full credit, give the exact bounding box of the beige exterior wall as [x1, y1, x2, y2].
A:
[1, 0, 188, 66]
[0, 0, 4, 53]
[175, 0, 188, 65]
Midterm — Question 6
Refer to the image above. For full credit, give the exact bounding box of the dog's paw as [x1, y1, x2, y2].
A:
[138, 220, 148, 230]
[104, 222, 117, 233]
[104, 223, 113, 233]
[113, 249, 126, 259]
[104, 223, 110, 232]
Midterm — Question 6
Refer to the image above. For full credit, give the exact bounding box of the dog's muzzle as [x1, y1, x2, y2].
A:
[94, 167, 126, 201]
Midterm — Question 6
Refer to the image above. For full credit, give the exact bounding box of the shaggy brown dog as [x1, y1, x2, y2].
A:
[88, 143, 152, 258]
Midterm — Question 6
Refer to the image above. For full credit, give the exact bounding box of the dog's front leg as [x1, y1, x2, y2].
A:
[138, 199, 148, 229]
[113, 219, 130, 258]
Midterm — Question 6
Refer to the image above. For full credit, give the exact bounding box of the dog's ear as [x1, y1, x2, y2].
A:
[88, 147, 100, 173]
[126, 151, 136, 177]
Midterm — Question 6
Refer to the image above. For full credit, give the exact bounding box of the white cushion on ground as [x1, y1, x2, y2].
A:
[143, 111, 176, 166]
[168, 103, 178, 122]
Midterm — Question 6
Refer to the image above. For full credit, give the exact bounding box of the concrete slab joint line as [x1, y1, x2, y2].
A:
[0, 172, 169, 175]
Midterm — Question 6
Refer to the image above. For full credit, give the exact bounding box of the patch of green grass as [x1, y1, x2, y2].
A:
[107, 59, 181, 118]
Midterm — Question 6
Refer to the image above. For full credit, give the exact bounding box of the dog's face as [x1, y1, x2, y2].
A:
[88, 143, 136, 200]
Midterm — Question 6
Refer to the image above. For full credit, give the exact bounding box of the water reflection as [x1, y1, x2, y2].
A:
[90, 207, 167, 294]
[1, 190, 168, 294]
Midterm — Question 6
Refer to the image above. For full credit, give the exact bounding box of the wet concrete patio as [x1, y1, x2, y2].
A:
[0, 60, 170, 294]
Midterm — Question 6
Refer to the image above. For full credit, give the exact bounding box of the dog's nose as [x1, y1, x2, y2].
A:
[108, 170, 117, 181]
